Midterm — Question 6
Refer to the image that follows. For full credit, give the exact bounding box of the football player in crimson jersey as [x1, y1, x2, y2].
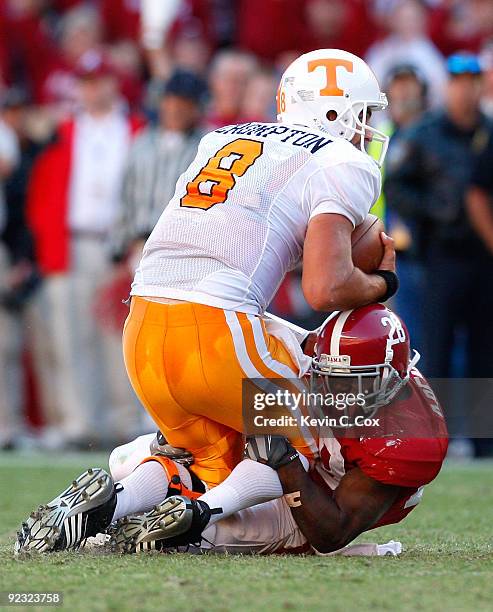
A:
[102, 304, 447, 555]
[15, 304, 448, 554]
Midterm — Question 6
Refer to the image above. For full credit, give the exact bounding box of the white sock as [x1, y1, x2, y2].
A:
[113, 461, 170, 521]
[198, 458, 293, 527]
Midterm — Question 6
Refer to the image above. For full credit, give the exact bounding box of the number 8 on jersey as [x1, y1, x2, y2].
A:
[181, 138, 264, 210]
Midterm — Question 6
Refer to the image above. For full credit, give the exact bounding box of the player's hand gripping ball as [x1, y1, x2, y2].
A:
[351, 214, 386, 273]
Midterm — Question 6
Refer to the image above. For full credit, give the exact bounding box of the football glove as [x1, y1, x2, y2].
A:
[244, 435, 299, 471]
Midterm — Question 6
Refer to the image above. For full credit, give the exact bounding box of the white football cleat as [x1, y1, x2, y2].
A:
[15, 468, 117, 554]
[109, 495, 215, 553]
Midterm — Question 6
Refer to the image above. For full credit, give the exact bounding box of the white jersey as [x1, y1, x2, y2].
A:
[132, 122, 381, 314]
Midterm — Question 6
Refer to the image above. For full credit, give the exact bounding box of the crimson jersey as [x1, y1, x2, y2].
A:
[310, 367, 448, 530]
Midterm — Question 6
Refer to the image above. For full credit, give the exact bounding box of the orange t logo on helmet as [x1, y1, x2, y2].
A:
[307, 58, 354, 96]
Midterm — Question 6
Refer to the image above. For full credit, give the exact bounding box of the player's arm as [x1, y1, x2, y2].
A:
[246, 435, 401, 553]
[276, 458, 400, 553]
[302, 213, 395, 311]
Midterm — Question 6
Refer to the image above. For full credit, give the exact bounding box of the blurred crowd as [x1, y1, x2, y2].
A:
[1, 0, 493, 455]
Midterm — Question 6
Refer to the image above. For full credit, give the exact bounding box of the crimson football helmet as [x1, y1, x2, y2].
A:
[311, 304, 420, 417]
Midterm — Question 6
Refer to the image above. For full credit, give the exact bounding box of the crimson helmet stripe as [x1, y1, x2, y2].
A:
[330, 310, 353, 356]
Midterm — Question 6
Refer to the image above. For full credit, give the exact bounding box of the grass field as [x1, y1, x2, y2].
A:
[0, 453, 492, 612]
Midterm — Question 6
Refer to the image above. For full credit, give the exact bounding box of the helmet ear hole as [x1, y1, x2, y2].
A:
[326, 110, 338, 121]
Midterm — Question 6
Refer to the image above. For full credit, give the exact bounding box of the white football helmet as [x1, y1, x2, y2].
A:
[277, 49, 389, 166]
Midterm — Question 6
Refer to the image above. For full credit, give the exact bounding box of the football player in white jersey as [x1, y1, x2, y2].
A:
[14, 49, 400, 553]
[120, 47, 397, 485]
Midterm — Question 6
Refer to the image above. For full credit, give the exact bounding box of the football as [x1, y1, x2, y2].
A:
[351, 213, 385, 273]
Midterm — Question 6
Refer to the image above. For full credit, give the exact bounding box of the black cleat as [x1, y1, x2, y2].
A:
[15, 468, 117, 554]
[109, 495, 216, 553]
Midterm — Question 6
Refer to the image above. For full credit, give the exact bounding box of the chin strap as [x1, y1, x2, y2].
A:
[408, 349, 421, 372]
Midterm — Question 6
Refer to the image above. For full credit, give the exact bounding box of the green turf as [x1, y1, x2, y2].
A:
[0, 454, 492, 612]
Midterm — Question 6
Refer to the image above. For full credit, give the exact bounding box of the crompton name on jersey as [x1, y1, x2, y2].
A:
[215, 122, 332, 154]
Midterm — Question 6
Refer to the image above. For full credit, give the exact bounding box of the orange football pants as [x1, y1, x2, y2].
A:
[122, 296, 316, 488]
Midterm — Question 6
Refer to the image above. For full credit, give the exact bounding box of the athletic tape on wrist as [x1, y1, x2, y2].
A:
[284, 491, 302, 507]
